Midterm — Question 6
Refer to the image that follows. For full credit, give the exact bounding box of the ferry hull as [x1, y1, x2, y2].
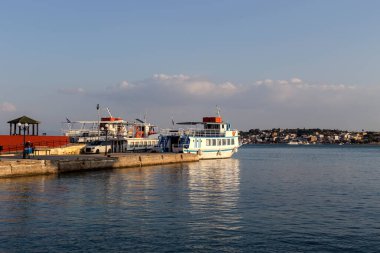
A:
[183, 148, 237, 159]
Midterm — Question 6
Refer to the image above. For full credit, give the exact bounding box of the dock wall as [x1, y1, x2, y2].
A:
[0, 153, 199, 178]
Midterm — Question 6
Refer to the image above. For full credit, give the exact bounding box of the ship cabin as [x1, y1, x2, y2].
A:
[202, 117, 232, 136]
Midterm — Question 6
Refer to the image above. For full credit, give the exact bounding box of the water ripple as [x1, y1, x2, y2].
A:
[1, 146, 380, 252]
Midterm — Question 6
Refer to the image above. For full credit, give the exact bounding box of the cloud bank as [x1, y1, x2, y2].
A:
[94, 74, 379, 130]
[1, 74, 375, 133]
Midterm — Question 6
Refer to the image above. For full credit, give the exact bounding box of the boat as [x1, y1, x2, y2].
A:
[82, 120, 159, 154]
[109, 119, 159, 153]
[64, 106, 159, 153]
[288, 139, 310, 145]
[62, 107, 129, 143]
[157, 113, 240, 159]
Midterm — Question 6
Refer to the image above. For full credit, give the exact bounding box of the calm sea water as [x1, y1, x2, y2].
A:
[1, 145, 380, 252]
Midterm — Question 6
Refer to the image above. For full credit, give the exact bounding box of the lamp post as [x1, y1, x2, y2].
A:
[101, 124, 109, 156]
[17, 122, 29, 159]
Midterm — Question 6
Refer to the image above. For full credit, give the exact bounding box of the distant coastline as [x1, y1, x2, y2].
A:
[240, 128, 380, 145]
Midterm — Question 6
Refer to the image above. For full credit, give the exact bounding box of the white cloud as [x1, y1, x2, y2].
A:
[0, 102, 16, 112]
[1, 74, 377, 134]
[254, 77, 357, 92]
[157, 74, 239, 96]
[106, 75, 362, 105]
[110, 74, 239, 97]
[277, 80, 289, 85]
[290, 78, 303, 84]
[118, 81, 135, 90]
[153, 73, 190, 82]
[86, 74, 380, 130]
[58, 87, 85, 94]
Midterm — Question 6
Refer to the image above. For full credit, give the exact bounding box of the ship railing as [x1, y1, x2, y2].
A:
[159, 128, 185, 136]
[185, 129, 224, 137]
[159, 128, 225, 137]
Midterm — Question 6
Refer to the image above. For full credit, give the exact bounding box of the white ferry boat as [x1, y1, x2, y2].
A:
[82, 121, 159, 154]
[157, 115, 240, 159]
[63, 106, 158, 153]
[62, 107, 128, 143]
[110, 120, 159, 153]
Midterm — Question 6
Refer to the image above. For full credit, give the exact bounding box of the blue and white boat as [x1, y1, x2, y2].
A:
[157, 115, 240, 159]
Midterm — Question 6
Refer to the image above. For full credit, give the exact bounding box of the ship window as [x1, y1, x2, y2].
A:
[206, 139, 210, 146]
[222, 139, 226, 145]
[232, 139, 235, 145]
[212, 139, 216, 146]
[227, 139, 231, 145]
[218, 139, 221, 146]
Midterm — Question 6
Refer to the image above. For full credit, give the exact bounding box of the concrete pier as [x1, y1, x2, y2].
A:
[0, 153, 199, 178]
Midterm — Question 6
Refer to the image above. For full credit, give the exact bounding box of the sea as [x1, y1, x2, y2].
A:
[1, 145, 380, 252]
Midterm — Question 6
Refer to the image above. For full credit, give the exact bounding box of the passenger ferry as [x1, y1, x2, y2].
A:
[110, 119, 159, 153]
[158, 115, 240, 159]
[64, 106, 158, 153]
[82, 120, 159, 154]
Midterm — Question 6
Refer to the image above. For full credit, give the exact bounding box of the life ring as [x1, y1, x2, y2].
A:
[232, 131, 236, 136]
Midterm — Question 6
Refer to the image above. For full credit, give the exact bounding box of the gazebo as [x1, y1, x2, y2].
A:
[7, 116, 40, 136]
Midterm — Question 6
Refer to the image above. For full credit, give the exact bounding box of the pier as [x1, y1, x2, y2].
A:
[0, 153, 199, 178]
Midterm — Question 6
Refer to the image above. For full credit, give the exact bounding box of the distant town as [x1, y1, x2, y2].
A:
[240, 128, 380, 145]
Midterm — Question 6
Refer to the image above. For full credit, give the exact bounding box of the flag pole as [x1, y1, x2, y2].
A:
[97, 104, 100, 140]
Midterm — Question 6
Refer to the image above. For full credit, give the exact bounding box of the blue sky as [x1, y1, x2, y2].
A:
[1, 0, 380, 134]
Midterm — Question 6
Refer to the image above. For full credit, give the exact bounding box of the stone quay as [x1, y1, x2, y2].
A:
[0, 153, 199, 178]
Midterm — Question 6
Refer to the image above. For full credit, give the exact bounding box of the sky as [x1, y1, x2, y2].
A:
[1, 0, 380, 134]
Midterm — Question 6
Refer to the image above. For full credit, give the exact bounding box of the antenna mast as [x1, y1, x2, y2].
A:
[106, 107, 113, 118]
[216, 105, 221, 117]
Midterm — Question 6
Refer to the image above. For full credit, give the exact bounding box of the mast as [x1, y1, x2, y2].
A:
[216, 105, 221, 117]
[97, 104, 100, 140]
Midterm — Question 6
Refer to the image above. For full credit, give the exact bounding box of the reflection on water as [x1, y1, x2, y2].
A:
[2, 146, 380, 252]
[186, 159, 242, 247]
[187, 159, 241, 221]
[0, 160, 243, 252]
[0, 175, 58, 223]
